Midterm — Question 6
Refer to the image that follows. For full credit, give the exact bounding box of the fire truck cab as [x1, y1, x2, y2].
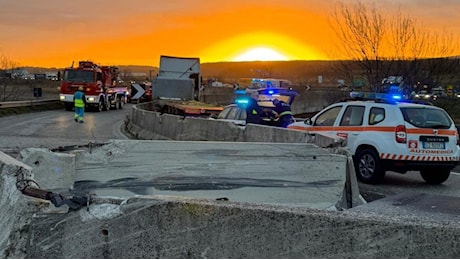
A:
[59, 61, 129, 112]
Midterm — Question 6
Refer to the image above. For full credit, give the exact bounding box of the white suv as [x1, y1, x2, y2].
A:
[288, 95, 460, 184]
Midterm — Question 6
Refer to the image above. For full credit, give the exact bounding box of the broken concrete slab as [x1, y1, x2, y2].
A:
[18, 148, 75, 191]
[73, 140, 350, 210]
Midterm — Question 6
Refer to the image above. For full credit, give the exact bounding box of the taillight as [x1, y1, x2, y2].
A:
[395, 125, 406, 143]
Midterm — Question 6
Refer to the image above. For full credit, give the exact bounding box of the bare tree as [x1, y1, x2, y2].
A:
[0, 50, 22, 101]
[329, 1, 460, 92]
[330, 1, 387, 90]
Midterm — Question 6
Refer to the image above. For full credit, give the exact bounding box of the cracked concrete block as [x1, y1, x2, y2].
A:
[18, 148, 75, 191]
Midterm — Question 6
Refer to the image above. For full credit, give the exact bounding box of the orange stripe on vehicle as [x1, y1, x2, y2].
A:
[288, 125, 458, 136]
[406, 129, 456, 135]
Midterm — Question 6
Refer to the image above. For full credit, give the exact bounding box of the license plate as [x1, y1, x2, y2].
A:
[423, 142, 445, 149]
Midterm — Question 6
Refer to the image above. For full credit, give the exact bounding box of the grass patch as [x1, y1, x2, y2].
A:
[0, 103, 64, 118]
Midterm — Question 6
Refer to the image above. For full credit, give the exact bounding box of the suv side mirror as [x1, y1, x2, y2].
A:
[304, 118, 312, 125]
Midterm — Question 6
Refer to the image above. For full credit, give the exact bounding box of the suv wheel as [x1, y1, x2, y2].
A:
[420, 168, 450, 184]
[354, 148, 385, 184]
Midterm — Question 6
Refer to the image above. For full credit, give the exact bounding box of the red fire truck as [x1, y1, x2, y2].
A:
[59, 61, 129, 112]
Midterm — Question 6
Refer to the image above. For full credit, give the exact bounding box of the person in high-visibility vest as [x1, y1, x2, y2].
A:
[73, 86, 87, 123]
[272, 98, 294, 128]
[245, 91, 265, 125]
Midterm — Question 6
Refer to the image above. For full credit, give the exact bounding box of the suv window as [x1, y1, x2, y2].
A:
[340, 106, 365, 126]
[314, 106, 342, 126]
[400, 107, 452, 129]
[369, 107, 385, 125]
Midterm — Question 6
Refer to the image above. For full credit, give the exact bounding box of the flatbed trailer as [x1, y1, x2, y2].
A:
[153, 99, 223, 117]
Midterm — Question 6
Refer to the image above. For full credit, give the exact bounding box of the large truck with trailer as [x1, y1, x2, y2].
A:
[59, 61, 129, 112]
[150, 55, 223, 117]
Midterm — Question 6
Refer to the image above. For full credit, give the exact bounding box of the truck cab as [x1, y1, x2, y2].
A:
[59, 61, 128, 112]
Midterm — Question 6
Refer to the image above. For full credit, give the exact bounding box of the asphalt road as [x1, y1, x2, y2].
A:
[0, 105, 130, 155]
[1, 104, 460, 203]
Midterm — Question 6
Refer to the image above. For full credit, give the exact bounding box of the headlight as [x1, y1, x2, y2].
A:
[88, 97, 95, 102]
[59, 95, 66, 101]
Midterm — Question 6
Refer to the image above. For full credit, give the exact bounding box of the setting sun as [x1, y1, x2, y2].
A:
[233, 47, 289, 62]
[199, 31, 327, 64]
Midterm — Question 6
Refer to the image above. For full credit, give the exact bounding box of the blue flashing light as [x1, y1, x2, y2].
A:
[234, 89, 246, 95]
[350, 91, 404, 102]
[235, 98, 249, 106]
[267, 90, 275, 94]
[392, 94, 402, 100]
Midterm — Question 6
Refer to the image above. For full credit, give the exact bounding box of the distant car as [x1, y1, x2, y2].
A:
[413, 90, 432, 101]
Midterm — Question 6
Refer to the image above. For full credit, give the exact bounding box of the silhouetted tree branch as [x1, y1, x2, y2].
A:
[329, 1, 460, 92]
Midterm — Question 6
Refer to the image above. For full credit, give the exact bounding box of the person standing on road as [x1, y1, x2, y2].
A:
[245, 91, 265, 125]
[272, 98, 294, 128]
[73, 86, 86, 123]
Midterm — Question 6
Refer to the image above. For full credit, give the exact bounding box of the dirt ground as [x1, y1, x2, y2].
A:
[0, 80, 60, 102]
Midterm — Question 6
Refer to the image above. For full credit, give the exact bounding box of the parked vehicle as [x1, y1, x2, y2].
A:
[59, 61, 129, 112]
[212, 104, 247, 126]
[288, 91, 460, 184]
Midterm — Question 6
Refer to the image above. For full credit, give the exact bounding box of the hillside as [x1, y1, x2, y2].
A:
[20, 60, 343, 87]
[201, 60, 342, 86]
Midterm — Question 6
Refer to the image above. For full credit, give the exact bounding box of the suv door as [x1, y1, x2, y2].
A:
[313, 105, 343, 127]
[337, 105, 366, 147]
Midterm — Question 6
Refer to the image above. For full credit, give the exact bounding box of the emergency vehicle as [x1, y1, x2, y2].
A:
[233, 86, 299, 126]
[59, 61, 129, 112]
[288, 91, 460, 184]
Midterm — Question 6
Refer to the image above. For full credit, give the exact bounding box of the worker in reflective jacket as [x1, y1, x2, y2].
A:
[73, 86, 87, 123]
[272, 99, 294, 127]
[245, 91, 265, 125]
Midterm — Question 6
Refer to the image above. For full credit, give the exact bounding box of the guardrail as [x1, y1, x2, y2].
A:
[0, 99, 60, 109]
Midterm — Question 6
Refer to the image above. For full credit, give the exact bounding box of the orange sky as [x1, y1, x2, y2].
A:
[0, 0, 459, 68]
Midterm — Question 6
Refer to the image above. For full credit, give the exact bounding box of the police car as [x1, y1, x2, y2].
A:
[231, 87, 298, 126]
[288, 92, 460, 184]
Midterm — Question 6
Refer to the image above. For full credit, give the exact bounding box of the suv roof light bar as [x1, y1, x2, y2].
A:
[348, 91, 434, 106]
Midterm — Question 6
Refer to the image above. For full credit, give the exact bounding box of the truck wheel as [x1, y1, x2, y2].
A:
[117, 96, 123, 109]
[353, 148, 385, 184]
[103, 99, 110, 111]
[420, 168, 450, 184]
[112, 97, 118, 110]
[97, 99, 104, 112]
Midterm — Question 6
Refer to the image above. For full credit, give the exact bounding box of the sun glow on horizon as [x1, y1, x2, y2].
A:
[233, 47, 289, 62]
[200, 32, 327, 63]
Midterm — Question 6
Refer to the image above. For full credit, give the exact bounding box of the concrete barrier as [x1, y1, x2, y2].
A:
[127, 103, 313, 143]
[25, 196, 460, 258]
[0, 151, 37, 259]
